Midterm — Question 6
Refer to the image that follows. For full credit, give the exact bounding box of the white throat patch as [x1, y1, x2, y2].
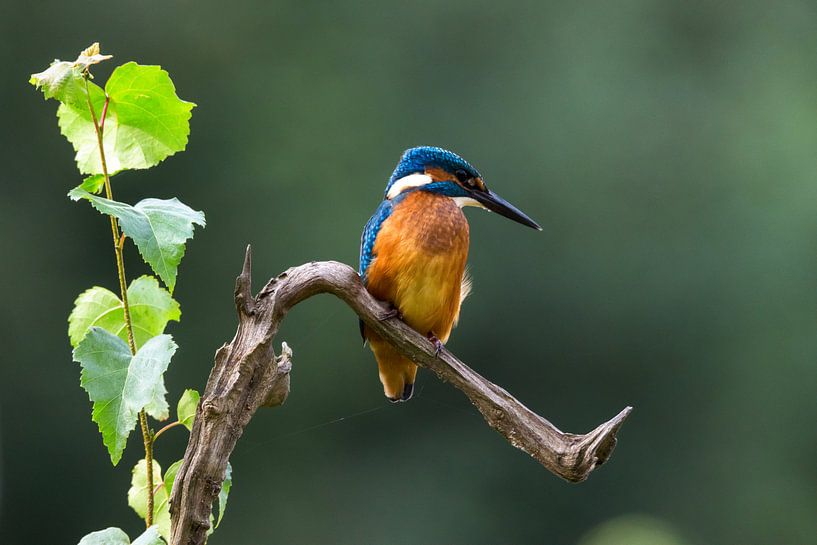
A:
[386, 173, 433, 199]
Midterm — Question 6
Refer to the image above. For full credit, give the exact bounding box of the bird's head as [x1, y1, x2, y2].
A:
[385, 146, 541, 230]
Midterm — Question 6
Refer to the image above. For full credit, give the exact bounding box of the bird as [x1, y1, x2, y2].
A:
[359, 146, 541, 402]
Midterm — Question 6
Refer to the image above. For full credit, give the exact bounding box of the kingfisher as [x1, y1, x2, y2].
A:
[359, 146, 541, 402]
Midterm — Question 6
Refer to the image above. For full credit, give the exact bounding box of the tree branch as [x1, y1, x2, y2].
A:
[169, 246, 632, 545]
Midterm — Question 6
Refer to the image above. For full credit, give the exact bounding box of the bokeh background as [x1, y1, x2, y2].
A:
[2, 1, 817, 544]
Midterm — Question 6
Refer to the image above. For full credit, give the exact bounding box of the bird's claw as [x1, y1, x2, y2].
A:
[427, 333, 444, 357]
[379, 305, 403, 321]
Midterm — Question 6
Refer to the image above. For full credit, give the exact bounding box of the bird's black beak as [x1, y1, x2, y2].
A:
[472, 188, 542, 231]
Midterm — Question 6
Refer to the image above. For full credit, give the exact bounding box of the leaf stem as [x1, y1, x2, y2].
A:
[99, 96, 109, 132]
[84, 77, 155, 527]
[153, 420, 183, 442]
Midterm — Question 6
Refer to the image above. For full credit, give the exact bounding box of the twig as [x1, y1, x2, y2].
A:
[84, 77, 154, 526]
[153, 421, 183, 443]
[169, 246, 632, 545]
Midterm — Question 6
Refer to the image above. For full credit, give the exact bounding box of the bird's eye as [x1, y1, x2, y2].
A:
[454, 169, 469, 183]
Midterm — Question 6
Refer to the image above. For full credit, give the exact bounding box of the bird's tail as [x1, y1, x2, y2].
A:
[367, 333, 417, 402]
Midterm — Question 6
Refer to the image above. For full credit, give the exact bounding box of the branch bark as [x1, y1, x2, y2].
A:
[169, 246, 632, 545]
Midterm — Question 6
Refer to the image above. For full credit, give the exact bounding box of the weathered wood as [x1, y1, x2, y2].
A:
[169, 246, 632, 545]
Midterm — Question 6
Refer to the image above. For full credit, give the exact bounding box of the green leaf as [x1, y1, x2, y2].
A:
[30, 43, 112, 110]
[128, 459, 171, 541]
[131, 527, 165, 545]
[163, 459, 183, 496]
[157, 459, 184, 541]
[68, 286, 121, 347]
[77, 528, 130, 545]
[216, 462, 233, 528]
[76, 526, 164, 545]
[177, 389, 199, 431]
[68, 275, 180, 348]
[74, 328, 176, 464]
[104, 62, 196, 170]
[79, 174, 106, 194]
[69, 188, 205, 291]
[128, 459, 163, 519]
[56, 78, 110, 174]
[30, 62, 87, 109]
[128, 276, 182, 346]
[154, 498, 171, 541]
[56, 61, 195, 175]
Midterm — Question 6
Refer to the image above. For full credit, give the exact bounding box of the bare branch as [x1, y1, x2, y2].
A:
[169, 247, 632, 545]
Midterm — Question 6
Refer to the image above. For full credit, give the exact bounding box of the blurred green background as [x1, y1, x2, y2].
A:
[2, 1, 817, 543]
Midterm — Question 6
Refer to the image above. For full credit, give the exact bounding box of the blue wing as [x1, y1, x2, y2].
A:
[359, 199, 394, 284]
[358, 198, 394, 340]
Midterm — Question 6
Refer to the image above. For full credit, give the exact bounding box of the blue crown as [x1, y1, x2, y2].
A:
[385, 146, 481, 196]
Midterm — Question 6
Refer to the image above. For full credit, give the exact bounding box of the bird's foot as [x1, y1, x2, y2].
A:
[427, 333, 444, 357]
[379, 304, 403, 321]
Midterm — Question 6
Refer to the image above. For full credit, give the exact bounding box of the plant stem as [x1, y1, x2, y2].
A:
[153, 420, 183, 442]
[139, 410, 155, 521]
[84, 79, 155, 527]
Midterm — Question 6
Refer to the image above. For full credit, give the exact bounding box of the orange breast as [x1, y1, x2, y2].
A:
[365, 191, 469, 342]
